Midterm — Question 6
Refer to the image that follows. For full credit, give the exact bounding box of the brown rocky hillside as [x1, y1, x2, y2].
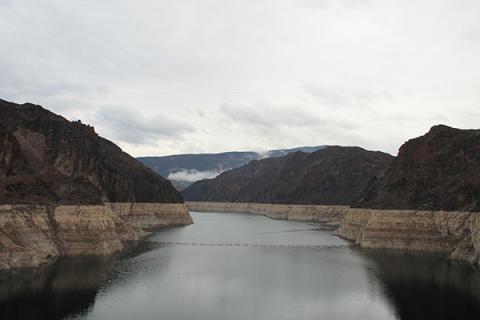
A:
[182, 146, 393, 205]
[356, 125, 480, 211]
[0, 99, 182, 205]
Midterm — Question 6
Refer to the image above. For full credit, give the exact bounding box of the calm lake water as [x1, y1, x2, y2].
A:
[1, 212, 480, 320]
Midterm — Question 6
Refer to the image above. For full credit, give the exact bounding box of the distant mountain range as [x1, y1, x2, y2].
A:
[182, 146, 393, 205]
[137, 146, 327, 190]
[183, 125, 480, 212]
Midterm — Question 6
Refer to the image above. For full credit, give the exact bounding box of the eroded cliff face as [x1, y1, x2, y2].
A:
[337, 209, 480, 265]
[0, 205, 58, 269]
[187, 202, 480, 265]
[0, 203, 192, 269]
[109, 203, 193, 231]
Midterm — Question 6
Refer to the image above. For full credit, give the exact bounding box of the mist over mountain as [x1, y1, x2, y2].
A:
[137, 146, 326, 190]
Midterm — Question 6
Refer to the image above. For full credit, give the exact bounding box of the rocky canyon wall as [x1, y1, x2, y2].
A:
[187, 202, 480, 265]
[0, 203, 192, 269]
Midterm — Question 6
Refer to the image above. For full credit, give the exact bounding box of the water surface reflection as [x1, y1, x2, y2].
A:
[363, 250, 480, 320]
[0, 243, 156, 320]
[0, 212, 479, 320]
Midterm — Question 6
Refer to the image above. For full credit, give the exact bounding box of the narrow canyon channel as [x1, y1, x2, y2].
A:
[1, 211, 480, 320]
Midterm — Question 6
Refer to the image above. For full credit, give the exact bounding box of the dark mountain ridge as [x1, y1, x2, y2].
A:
[182, 146, 394, 205]
[137, 146, 327, 190]
[0, 99, 182, 205]
[356, 125, 480, 211]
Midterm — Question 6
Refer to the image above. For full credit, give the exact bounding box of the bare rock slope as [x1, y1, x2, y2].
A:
[356, 125, 480, 211]
[0, 99, 183, 205]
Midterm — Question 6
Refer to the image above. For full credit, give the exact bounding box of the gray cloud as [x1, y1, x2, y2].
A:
[303, 85, 394, 109]
[0, 0, 12, 7]
[220, 102, 324, 128]
[1, 0, 479, 156]
[297, 0, 372, 10]
[0, 69, 108, 103]
[95, 107, 194, 145]
[217, 101, 369, 153]
[462, 29, 480, 40]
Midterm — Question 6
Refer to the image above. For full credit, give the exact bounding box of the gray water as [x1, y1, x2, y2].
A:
[1, 212, 480, 320]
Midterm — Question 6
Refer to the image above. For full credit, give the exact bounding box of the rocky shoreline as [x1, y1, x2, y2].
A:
[187, 202, 480, 265]
[186, 201, 349, 224]
[0, 203, 192, 269]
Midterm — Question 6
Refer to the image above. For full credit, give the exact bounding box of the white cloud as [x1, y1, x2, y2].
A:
[167, 169, 224, 182]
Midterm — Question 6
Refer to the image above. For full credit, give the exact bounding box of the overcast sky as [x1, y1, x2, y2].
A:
[1, 0, 479, 156]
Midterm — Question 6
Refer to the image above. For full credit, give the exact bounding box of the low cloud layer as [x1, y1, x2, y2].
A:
[1, 0, 479, 156]
[167, 169, 224, 183]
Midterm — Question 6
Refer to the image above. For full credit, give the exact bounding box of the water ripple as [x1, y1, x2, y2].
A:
[153, 241, 349, 249]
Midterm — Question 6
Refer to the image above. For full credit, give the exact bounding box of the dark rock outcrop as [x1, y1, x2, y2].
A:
[356, 125, 480, 211]
[0, 99, 182, 205]
[182, 146, 393, 205]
